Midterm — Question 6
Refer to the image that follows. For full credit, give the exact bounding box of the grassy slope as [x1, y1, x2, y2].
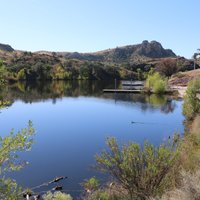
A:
[169, 69, 200, 86]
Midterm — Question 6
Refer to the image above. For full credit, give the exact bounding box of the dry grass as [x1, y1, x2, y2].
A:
[157, 114, 200, 200]
[158, 170, 200, 200]
[191, 115, 200, 135]
[169, 69, 200, 86]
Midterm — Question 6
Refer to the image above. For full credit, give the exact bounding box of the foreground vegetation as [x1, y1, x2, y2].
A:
[0, 121, 34, 200]
[183, 78, 200, 120]
[92, 137, 180, 200]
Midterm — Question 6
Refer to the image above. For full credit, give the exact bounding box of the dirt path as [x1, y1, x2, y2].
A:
[170, 86, 187, 98]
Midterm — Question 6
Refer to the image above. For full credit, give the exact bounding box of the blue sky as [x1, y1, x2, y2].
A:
[0, 0, 199, 58]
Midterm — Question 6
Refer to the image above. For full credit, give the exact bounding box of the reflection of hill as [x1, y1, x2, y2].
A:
[0, 81, 180, 113]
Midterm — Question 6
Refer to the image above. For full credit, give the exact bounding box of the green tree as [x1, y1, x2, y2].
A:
[51, 65, 66, 80]
[0, 121, 35, 199]
[17, 68, 26, 80]
[183, 78, 200, 120]
[137, 68, 143, 80]
[0, 60, 7, 84]
[79, 65, 91, 80]
[96, 137, 179, 200]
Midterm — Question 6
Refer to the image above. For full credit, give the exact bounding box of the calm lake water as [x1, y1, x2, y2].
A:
[0, 81, 185, 197]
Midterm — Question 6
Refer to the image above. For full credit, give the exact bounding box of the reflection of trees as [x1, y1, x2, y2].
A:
[0, 99, 11, 109]
[0, 86, 13, 109]
[108, 93, 177, 113]
[147, 95, 177, 114]
[0, 80, 116, 103]
[0, 81, 178, 113]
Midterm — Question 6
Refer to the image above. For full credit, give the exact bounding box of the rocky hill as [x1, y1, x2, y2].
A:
[44, 40, 176, 64]
[0, 43, 14, 52]
[0, 40, 195, 81]
[1, 40, 176, 64]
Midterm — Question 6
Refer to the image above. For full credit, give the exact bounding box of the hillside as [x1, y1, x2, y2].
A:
[0, 41, 197, 81]
[169, 68, 200, 86]
[38, 40, 176, 64]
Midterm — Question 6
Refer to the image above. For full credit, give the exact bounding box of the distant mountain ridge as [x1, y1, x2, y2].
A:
[36, 40, 176, 64]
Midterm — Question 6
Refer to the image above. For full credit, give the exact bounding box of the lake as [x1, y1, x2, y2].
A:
[0, 80, 185, 197]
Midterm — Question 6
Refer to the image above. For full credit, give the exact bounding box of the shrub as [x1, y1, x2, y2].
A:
[145, 72, 167, 94]
[82, 177, 100, 192]
[92, 191, 110, 200]
[183, 78, 200, 120]
[85, 184, 129, 200]
[43, 191, 72, 200]
[159, 170, 200, 200]
[96, 137, 179, 200]
[153, 79, 167, 94]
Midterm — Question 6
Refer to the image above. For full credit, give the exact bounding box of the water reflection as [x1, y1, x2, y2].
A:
[1, 81, 178, 113]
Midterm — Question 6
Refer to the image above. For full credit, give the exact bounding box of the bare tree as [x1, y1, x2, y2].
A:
[156, 58, 179, 77]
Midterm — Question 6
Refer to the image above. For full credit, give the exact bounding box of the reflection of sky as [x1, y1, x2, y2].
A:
[0, 96, 185, 197]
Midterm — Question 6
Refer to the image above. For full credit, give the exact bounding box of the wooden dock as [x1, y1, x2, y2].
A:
[103, 89, 142, 93]
[103, 89, 176, 94]
[122, 83, 144, 86]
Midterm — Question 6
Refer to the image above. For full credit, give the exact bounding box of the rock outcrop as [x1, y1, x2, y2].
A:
[0, 43, 14, 52]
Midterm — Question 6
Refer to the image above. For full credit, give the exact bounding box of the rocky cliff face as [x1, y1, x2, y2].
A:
[132, 40, 175, 58]
[0, 43, 14, 52]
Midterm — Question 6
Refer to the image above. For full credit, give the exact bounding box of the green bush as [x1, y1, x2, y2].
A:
[96, 137, 179, 200]
[92, 191, 110, 200]
[145, 72, 167, 94]
[86, 190, 110, 200]
[183, 78, 200, 120]
[153, 79, 166, 94]
[43, 191, 72, 200]
[82, 177, 100, 192]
